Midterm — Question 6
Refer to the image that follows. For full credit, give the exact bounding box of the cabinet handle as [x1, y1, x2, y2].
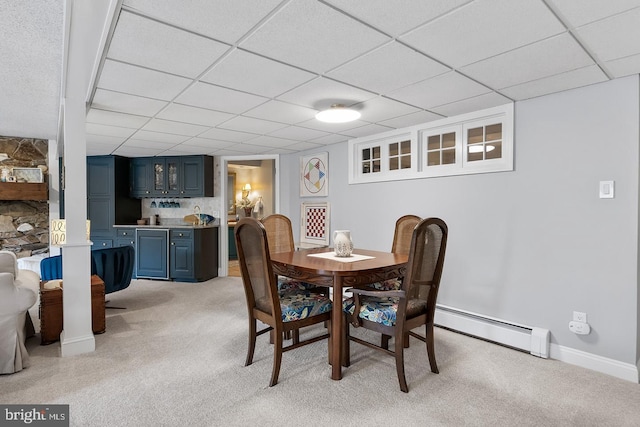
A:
[171, 242, 175, 245]
[102, 242, 107, 246]
[179, 233, 183, 237]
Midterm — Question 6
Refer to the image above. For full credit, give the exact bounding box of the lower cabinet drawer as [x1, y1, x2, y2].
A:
[92, 239, 113, 249]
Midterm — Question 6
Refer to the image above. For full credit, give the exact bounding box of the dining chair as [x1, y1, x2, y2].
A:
[235, 217, 332, 387]
[366, 214, 421, 291]
[342, 217, 448, 392]
[260, 214, 316, 292]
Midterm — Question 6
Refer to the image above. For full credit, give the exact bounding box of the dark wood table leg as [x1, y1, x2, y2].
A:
[331, 275, 343, 380]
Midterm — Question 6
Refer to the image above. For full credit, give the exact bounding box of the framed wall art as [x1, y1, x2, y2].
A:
[11, 167, 44, 183]
[300, 152, 328, 197]
[300, 202, 330, 247]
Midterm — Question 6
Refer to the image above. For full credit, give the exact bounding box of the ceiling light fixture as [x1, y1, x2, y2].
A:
[315, 104, 361, 123]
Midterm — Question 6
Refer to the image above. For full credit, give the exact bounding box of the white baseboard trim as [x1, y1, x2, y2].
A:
[434, 306, 639, 383]
[549, 343, 639, 383]
[60, 331, 96, 357]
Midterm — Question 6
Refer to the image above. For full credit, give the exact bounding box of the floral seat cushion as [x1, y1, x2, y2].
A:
[256, 291, 332, 322]
[277, 276, 316, 292]
[343, 296, 428, 327]
[365, 278, 401, 291]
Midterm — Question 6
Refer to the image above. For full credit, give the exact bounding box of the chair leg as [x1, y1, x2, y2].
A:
[395, 332, 409, 393]
[245, 318, 257, 366]
[269, 330, 283, 387]
[292, 329, 300, 344]
[403, 332, 410, 348]
[342, 313, 350, 367]
[426, 322, 439, 374]
[381, 334, 391, 349]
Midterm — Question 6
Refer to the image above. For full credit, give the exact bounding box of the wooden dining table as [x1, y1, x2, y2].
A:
[270, 247, 408, 380]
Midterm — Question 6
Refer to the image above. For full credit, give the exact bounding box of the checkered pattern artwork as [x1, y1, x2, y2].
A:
[300, 202, 330, 245]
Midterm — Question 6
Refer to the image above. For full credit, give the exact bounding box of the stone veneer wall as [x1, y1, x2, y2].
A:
[0, 137, 49, 257]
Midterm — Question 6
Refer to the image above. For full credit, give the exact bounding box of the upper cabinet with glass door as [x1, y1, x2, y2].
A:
[130, 155, 214, 198]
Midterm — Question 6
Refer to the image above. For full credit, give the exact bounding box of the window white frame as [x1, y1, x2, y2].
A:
[348, 103, 514, 184]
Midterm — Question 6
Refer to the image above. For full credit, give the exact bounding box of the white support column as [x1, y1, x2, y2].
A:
[59, 0, 95, 356]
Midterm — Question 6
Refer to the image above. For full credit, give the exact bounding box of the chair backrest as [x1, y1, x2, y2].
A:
[402, 218, 448, 312]
[91, 246, 135, 295]
[40, 255, 63, 281]
[235, 218, 280, 320]
[0, 250, 19, 278]
[391, 215, 421, 255]
[261, 214, 295, 255]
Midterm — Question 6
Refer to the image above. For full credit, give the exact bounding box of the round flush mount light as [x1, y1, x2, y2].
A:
[315, 104, 361, 123]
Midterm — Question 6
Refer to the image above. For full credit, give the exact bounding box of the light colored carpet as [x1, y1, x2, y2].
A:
[2, 276, 640, 426]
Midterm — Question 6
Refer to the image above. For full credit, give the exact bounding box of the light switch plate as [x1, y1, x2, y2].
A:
[599, 180, 614, 199]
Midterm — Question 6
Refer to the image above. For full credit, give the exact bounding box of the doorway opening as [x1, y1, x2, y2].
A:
[222, 156, 278, 277]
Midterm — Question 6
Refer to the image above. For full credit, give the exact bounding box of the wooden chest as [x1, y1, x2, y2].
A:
[39, 275, 106, 345]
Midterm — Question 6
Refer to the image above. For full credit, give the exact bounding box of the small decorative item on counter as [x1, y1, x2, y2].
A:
[150, 200, 157, 208]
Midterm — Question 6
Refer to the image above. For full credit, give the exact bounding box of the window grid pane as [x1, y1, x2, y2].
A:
[427, 132, 456, 167]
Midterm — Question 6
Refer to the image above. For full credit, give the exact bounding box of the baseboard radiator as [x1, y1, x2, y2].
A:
[434, 304, 550, 358]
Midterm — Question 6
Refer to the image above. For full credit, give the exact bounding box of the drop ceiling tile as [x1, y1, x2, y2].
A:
[242, 135, 300, 149]
[240, 0, 389, 73]
[400, 0, 565, 68]
[98, 60, 192, 101]
[341, 123, 395, 138]
[461, 33, 594, 89]
[351, 96, 421, 123]
[226, 143, 272, 154]
[244, 100, 318, 124]
[113, 146, 165, 157]
[309, 133, 350, 146]
[86, 123, 136, 138]
[327, 42, 449, 94]
[202, 49, 316, 98]
[86, 109, 149, 128]
[211, 145, 255, 156]
[324, 0, 472, 37]
[218, 116, 287, 134]
[130, 130, 190, 144]
[430, 92, 512, 117]
[198, 127, 259, 142]
[141, 119, 210, 136]
[181, 138, 235, 150]
[267, 126, 329, 141]
[548, 0, 640, 27]
[175, 82, 268, 114]
[85, 134, 128, 146]
[378, 111, 443, 129]
[283, 141, 324, 152]
[606, 53, 640, 78]
[107, 10, 229, 78]
[122, 138, 177, 150]
[388, 72, 491, 110]
[277, 77, 376, 110]
[156, 104, 235, 127]
[92, 89, 168, 116]
[87, 143, 118, 156]
[123, 0, 283, 44]
[162, 145, 212, 155]
[500, 65, 608, 100]
[575, 8, 640, 62]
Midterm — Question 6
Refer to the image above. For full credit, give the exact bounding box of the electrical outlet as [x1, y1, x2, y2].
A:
[569, 321, 591, 335]
[573, 311, 587, 323]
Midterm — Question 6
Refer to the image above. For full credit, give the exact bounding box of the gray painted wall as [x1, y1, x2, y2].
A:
[280, 75, 640, 365]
